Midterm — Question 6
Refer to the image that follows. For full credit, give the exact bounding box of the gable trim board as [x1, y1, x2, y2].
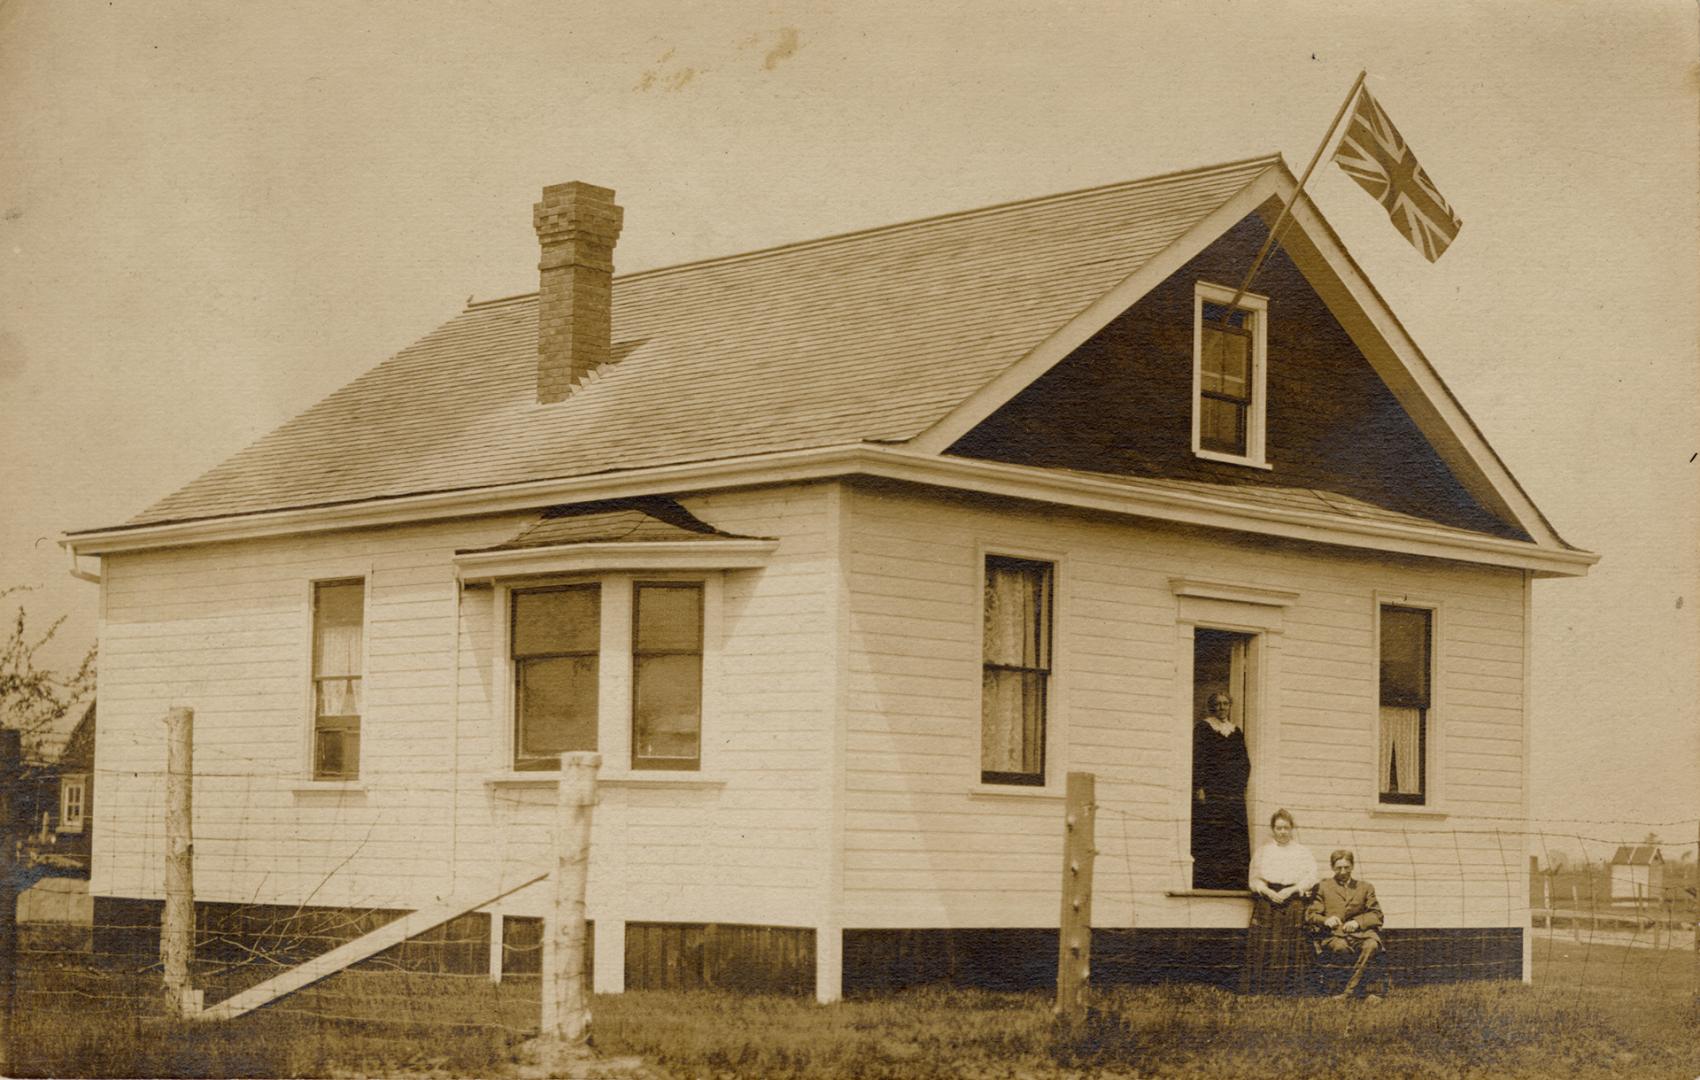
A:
[65, 444, 1596, 577]
[909, 160, 1569, 554]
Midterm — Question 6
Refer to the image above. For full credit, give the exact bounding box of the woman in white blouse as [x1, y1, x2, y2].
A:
[1240, 808, 1320, 995]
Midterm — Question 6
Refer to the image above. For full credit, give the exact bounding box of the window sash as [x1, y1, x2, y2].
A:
[61, 780, 84, 828]
[632, 583, 704, 770]
[510, 585, 603, 771]
[982, 557, 1052, 785]
[1378, 606, 1432, 802]
[313, 723, 361, 781]
[1195, 291, 1262, 461]
[311, 580, 364, 780]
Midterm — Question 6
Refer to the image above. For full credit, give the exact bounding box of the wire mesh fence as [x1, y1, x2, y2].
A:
[4, 801, 1696, 1077]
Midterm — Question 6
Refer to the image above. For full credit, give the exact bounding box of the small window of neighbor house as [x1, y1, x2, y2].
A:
[311, 579, 365, 780]
[1193, 283, 1268, 467]
[1379, 605, 1431, 804]
[512, 584, 601, 771]
[982, 555, 1053, 786]
[631, 582, 704, 770]
[59, 776, 86, 833]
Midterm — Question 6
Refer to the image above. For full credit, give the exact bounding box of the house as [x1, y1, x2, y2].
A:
[1608, 845, 1664, 903]
[8, 708, 93, 878]
[62, 157, 1596, 1001]
[50, 704, 95, 873]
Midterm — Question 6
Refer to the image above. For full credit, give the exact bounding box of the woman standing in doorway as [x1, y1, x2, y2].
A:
[1241, 809, 1319, 995]
[1192, 692, 1251, 889]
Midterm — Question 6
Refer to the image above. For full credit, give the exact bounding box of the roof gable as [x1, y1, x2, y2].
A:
[947, 214, 1527, 541]
[910, 163, 1575, 553]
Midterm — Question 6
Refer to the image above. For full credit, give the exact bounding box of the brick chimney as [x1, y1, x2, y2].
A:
[532, 181, 624, 403]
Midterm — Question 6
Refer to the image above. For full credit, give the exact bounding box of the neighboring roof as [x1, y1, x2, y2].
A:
[59, 703, 94, 772]
[1610, 845, 1664, 866]
[457, 497, 765, 554]
[119, 156, 1284, 528]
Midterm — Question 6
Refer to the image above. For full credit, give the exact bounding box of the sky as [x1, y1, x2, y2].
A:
[2, 0, 1695, 855]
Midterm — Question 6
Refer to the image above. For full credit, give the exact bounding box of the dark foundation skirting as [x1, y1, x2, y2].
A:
[843, 927, 1522, 994]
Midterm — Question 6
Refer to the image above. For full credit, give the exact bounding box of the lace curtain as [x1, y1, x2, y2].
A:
[1378, 705, 1421, 796]
[315, 620, 363, 717]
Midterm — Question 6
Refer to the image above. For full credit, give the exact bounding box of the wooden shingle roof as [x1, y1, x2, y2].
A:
[126, 156, 1281, 527]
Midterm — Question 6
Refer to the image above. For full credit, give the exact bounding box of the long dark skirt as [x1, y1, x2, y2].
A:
[1239, 892, 1313, 995]
[1191, 806, 1251, 889]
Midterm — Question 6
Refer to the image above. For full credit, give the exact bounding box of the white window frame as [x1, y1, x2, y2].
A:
[58, 774, 87, 833]
[1371, 591, 1445, 815]
[1191, 281, 1270, 469]
[304, 574, 371, 784]
[630, 579, 708, 771]
[488, 572, 722, 783]
[971, 543, 1067, 797]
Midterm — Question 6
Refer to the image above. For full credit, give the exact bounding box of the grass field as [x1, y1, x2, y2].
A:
[9, 943, 1696, 1078]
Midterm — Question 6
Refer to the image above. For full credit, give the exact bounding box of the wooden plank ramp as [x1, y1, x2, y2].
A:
[195, 871, 548, 1022]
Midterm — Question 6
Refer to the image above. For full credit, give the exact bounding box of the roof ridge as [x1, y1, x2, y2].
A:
[467, 153, 1283, 310]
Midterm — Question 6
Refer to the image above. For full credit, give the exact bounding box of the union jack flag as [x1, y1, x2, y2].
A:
[1333, 87, 1463, 262]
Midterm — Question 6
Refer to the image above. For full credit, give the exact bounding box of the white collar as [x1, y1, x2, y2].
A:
[1202, 716, 1237, 737]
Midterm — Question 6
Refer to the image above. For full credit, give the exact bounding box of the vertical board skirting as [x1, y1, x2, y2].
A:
[624, 922, 815, 996]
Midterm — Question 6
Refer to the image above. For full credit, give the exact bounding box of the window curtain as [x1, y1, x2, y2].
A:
[315, 622, 363, 717]
[1379, 705, 1421, 795]
[983, 564, 1043, 774]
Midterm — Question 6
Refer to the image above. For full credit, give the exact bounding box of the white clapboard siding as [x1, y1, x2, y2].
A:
[95, 485, 838, 935]
[838, 482, 1528, 932]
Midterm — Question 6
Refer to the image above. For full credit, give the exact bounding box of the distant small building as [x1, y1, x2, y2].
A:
[1608, 844, 1663, 902]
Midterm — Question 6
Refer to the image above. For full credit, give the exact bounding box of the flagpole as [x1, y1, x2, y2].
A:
[1220, 69, 1367, 319]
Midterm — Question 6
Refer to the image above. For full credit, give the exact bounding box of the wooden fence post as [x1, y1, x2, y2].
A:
[161, 706, 199, 1016]
[542, 752, 599, 1045]
[1056, 772, 1095, 1025]
[0, 729, 22, 1077]
[1570, 885, 1580, 943]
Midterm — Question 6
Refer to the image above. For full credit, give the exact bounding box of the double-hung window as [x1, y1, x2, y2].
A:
[1193, 282, 1268, 467]
[59, 776, 86, 833]
[311, 580, 365, 780]
[632, 582, 704, 770]
[511, 584, 601, 771]
[981, 555, 1053, 786]
[1378, 604, 1432, 804]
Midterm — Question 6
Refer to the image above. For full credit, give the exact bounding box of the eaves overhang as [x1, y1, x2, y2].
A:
[62, 443, 1598, 578]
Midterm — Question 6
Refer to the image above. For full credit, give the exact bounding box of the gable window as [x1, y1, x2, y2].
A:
[59, 776, 86, 833]
[1378, 605, 1431, 804]
[632, 582, 704, 770]
[1192, 282, 1268, 467]
[311, 579, 365, 780]
[982, 555, 1052, 786]
[512, 584, 601, 771]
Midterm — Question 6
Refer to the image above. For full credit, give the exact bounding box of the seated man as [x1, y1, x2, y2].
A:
[1305, 849, 1387, 998]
